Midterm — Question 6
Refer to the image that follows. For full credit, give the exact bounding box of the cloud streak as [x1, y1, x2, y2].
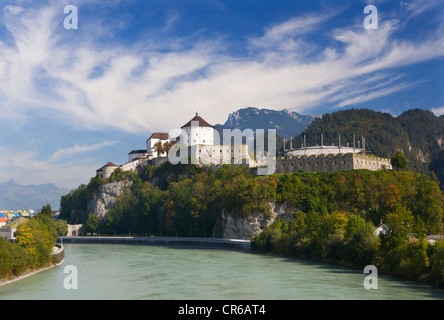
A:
[1, 2, 443, 133]
[49, 140, 117, 161]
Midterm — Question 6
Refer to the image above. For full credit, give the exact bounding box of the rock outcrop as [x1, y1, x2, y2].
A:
[86, 180, 132, 218]
[220, 202, 293, 240]
[86, 180, 291, 240]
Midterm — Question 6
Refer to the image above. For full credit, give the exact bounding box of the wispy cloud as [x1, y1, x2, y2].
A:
[50, 140, 117, 161]
[1, 2, 442, 134]
[431, 106, 444, 116]
[0, 138, 118, 188]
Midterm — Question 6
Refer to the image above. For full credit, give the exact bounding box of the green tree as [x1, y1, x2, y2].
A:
[344, 215, 366, 241]
[381, 205, 414, 250]
[344, 222, 379, 266]
[84, 214, 100, 234]
[412, 175, 444, 234]
[428, 241, 444, 287]
[391, 151, 408, 170]
[153, 140, 164, 156]
[15, 218, 55, 268]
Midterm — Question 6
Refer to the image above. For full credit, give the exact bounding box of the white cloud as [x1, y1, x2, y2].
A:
[0, 2, 443, 134]
[0, 139, 119, 188]
[431, 106, 444, 116]
[4, 5, 23, 14]
[49, 140, 118, 161]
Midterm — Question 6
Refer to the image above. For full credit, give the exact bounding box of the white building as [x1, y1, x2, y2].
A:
[146, 132, 170, 158]
[96, 162, 118, 179]
[128, 149, 149, 162]
[97, 113, 253, 179]
[180, 113, 215, 146]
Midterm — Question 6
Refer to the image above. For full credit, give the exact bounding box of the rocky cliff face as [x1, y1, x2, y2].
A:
[85, 180, 292, 240]
[87, 180, 132, 218]
[220, 202, 293, 240]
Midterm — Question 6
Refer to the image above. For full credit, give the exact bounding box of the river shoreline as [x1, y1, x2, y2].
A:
[0, 254, 65, 288]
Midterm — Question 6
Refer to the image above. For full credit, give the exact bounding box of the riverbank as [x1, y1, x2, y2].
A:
[0, 245, 65, 287]
[58, 236, 251, 251]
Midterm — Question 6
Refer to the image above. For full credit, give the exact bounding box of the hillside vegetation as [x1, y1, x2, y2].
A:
[291, 108, 444, 186]
[59, 162, 444, 287]
[0, 205, 67, 280]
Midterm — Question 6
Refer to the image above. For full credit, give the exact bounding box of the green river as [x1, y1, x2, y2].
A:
[0, 243, 443, 299]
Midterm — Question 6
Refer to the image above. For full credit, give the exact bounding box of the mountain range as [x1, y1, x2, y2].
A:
[0, 180, 69, 211]
[218, 107, 320, 139]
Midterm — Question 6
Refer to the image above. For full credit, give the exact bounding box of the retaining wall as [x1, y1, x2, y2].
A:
[58, 236, 251, 251]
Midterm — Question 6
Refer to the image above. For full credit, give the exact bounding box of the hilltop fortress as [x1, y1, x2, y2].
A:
[96, 113, 392, 179]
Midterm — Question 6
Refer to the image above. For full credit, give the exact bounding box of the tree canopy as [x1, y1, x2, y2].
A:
[391, 151, 408, 170]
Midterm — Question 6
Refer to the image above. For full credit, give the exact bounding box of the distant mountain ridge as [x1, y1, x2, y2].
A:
[218, 107, 320, 139]
[0, 180, 69, 211]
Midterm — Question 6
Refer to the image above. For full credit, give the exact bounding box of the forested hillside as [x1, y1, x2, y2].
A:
[61, 162, 444, 236]
[290, 108, 444, 186]
[59, 162, 444, 286]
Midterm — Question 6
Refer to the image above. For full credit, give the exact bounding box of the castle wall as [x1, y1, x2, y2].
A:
[106, 147, 392, 179]
[99, 166, 118, 179]
[352, 154, 392, 170]
[120, 158, 148, 173]
[197, 144, 252, 166]
[274, 153, 391, 174]
[149, 156, 169, 167]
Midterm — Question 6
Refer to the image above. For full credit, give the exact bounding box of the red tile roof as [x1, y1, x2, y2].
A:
[97, 162, 118, 171]
[181, 114, 213, 128]
[148, 132, 169, 140]
[129, 150, 147, 154]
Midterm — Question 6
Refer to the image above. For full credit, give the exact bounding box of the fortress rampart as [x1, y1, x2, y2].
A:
[274, 153, 392, 174]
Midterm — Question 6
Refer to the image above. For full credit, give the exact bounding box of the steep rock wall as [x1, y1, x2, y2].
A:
[87, 180, 132, 218]
[220, 202, 294, 240]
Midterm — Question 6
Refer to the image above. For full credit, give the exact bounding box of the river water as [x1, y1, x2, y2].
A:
[0, 243, 443, 300]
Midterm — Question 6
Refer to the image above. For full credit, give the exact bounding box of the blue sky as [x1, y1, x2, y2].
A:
[0, 0, 443, 189]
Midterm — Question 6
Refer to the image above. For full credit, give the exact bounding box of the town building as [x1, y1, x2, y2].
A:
[146, 132, 170, 158]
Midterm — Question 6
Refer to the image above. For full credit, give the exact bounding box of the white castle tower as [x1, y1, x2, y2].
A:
[180, 112, 215, 146]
